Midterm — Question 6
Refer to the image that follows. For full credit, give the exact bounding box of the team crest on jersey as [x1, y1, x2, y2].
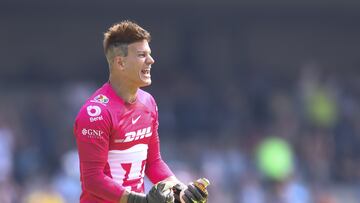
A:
[91, 94, 109, 105]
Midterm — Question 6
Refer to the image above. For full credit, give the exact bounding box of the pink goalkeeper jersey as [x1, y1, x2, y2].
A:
[74, 82, 174, 203]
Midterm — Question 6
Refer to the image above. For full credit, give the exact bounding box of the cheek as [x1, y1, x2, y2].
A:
[126, 62, 138, 72]
[133, 65, 143, 78]
[134, 61, 144, 72]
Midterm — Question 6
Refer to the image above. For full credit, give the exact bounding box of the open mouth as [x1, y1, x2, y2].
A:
[141, 69, 151, 77]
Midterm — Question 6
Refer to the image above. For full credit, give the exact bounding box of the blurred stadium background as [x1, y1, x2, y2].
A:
[1, 0, 360, 202]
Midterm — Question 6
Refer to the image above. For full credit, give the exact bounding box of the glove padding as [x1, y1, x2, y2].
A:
[147, 181, 175, 203]
[173, 183, 208, 203]
[128, 181, 174, 203]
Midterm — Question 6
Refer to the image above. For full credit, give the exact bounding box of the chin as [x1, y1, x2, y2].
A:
[140, 80, 152, 87]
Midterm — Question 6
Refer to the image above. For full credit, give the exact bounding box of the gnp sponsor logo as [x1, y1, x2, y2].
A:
[82, 128, 104, 139]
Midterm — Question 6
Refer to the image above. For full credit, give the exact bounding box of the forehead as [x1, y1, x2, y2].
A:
[128, 40, 151, 52]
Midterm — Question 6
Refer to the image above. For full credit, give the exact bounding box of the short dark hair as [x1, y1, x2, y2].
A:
[103, 20, 151, 61]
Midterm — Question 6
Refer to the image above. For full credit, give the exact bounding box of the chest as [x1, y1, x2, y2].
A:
[109, 105, 155, 149]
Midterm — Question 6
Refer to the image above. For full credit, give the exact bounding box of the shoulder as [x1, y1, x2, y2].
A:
[75, 101, 110, 125]
[137, 89, 157, 110]
[87, 83, 112, 107]
[74, 99, 113, 140]
[75, 84, 113, 123]
[137, 89, 155, 103]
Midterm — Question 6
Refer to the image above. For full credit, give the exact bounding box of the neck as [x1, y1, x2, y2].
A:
[109, 74, 138, 104]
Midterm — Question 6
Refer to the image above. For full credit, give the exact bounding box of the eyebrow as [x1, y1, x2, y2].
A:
[136, 50, 151, 54]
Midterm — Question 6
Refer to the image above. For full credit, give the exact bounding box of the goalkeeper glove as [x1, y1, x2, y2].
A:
[127, 181, 174, 203]
[173, 178, 210, 203]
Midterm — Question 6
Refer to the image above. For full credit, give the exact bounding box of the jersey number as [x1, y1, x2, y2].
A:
[120, 160, 146, 192]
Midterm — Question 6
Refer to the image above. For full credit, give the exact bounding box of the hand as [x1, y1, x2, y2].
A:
[147, 181, 175, 203]
[127, 181, 175, 203]
[173, 178, 209, 203]
[179, 184, 207, 203]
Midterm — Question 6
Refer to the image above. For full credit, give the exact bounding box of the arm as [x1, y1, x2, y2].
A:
[145, 103, 175, 184]
[74, 104, 125, 202]
[143, 97, 211, 203]
[145, 134, 175, 183]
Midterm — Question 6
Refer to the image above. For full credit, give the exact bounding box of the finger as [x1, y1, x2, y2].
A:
[187, 184, 206, 200]
[184, 189, 198, 202]
[157, 182, 166, 191]
[165, 191, 174, 203]
[181, 193, 192, 203]
[174, 193, 180, 201]
[173, 183, 185, 191]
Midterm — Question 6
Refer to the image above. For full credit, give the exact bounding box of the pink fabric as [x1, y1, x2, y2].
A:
[74, 82, 174, 203]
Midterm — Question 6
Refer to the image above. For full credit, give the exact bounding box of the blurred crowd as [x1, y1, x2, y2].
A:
[2, 0, 360, 201]
[1, 62, 360, 203]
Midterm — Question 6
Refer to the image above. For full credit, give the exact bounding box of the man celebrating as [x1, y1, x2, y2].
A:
[74, 20, 208, 203]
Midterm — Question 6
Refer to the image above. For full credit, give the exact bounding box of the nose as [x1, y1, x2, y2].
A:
[147, 55, 155, 65]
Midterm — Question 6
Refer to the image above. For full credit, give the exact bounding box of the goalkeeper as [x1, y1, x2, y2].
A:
[73, 20, 209, 203]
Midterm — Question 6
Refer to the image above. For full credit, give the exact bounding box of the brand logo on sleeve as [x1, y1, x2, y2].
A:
[114, 126, 152, 143]
[87, 105, 103, 122]
[81, 128, 104, 139]
[87, 105, 101, 116]
[91, 94, 109, 105]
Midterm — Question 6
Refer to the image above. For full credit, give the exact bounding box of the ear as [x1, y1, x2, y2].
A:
[114, 56, 126, 70]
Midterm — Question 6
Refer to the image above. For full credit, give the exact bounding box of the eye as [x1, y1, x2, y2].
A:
[138, 53, 146, 57]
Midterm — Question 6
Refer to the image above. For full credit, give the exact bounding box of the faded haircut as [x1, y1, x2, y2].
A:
[103, 20, 151, 65]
